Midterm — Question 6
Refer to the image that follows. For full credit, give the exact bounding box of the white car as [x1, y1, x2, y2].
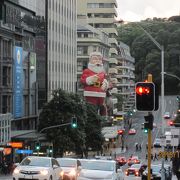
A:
[56, 157, 81, 180]
[13, 156, 63, 180]
[77, 159, 124, 180]
[164, 112, 170, 119]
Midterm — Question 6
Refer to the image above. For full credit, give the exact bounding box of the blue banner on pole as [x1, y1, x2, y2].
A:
[16, 149, 33, 154]
[14, 46, 23, 118]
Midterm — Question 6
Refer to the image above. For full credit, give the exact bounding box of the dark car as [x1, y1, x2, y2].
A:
[115, 156, 126, 166]
[142, 164, 172, 180]
[125, 164, 147, 177]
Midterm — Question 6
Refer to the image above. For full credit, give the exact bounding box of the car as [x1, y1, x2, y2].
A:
[125, 164, 147, 177]
[164, 112, 170, 119]
[115, 156, 126, 166]
[77, 159, 123, 180]
[13, 156, 63, 180]
[56, 157, 81, 180]
[142, 164, 172, 180]
[127, 156, 140, 166]
[153, 138, 161, 148]
[128, 128, 136, 135]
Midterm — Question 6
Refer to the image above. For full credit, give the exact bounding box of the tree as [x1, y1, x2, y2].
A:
[38, 89, 104, 157]
[38, 89, 87, 157]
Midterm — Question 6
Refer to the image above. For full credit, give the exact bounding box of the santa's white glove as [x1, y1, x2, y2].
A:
[86, 75, 99, 85]
[101, 79, 109, 91]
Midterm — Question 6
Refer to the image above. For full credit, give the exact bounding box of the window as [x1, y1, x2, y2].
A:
[3, 40, 11, 58]
[2, 95, 11, 113]
[77, 46, 88, 55]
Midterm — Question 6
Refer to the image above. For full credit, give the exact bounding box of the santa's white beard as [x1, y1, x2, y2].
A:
[88, 63, 104, 73]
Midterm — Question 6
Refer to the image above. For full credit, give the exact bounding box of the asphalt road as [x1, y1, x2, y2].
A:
[113, 95, 179, 179]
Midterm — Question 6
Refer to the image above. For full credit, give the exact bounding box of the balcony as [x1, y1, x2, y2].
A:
[111, 88, 118, 94]
[109, 57, 118, 64]
[109, 68, 118, 74]
[108, 38, 118, 46]
[102, 28, 118, 36]
[110, 77, 118, 84]
[109, 47, 118, 55]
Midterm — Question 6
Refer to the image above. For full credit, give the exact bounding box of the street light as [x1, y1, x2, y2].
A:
[164, 72, 180, 81]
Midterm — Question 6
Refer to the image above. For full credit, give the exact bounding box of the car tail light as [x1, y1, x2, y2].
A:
[135, 171, 139, 176]
[125, 171, 128, 175]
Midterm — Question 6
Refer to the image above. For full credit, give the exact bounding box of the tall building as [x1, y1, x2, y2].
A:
[47, 0, 77, 101]
[117, 41, 135, 111]
[77, 0, 118, 115]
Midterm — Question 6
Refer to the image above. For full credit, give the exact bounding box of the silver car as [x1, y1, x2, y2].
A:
[77, 159, 123, 180]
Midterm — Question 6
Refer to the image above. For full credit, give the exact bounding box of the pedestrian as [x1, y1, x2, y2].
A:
[165, 154, 168, 161]
[126, 145, 128, 151]
[154, 153, 158, 161]
[121, 145, 124, 151]
[146, 154, 148, 159]
[151, 154, 153, 160]
[135, 143, 138, 151]
[139, 144, 142, 151]
[172, 144, 180, 180]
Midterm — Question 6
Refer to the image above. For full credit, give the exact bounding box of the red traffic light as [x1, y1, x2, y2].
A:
[136, 86, 150, 95]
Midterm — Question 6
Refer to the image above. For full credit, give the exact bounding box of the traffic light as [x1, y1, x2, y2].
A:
[49, 145, 53, 153]
[143, 114, 154, 133]
[135, 82, 155, 111]
[35, 142, 40, 151]
[71, 117, 77, 128]
[177, 96, 180, 101]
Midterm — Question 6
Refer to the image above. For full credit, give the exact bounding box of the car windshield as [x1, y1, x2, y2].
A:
[20, 157, 51, 167]
[131, 164, 141, 168]
[80, 161, 114, 171]
[57, 159, 76, 167]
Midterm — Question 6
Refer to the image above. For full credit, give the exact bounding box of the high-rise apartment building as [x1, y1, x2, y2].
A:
[47, 0, 77, 100]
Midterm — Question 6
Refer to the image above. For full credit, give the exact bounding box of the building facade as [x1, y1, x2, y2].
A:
[47, 0, 77, 101]
[117, 41, 135, 112]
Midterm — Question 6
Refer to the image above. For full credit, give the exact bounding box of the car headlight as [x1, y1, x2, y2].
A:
[69, 169, 76, 176]
[40, 170, 48, 176]
[13, 168, 20, 174]
[60, 171, 64, 177]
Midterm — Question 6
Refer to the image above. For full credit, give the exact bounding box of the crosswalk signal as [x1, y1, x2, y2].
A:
[135, 82, 155, 111]
[71, 117, 77, 128]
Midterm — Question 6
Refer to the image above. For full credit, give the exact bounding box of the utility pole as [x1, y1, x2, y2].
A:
[147, 74, 153, 180]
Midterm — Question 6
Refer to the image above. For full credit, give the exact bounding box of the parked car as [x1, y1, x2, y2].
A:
[13, 156, 62, 180]
[77, 159, 124, 180]
[115, 156, 126, 166]
[56, 157, 81, 180]
[125, 164, 147, 177]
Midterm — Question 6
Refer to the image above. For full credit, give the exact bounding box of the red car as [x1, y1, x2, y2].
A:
[115, 156, 126, 166]
[127, 156, 140, 166]
[128, 128, 136, 135]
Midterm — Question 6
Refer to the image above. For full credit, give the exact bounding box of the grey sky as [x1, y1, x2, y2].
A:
[116, 0, 180, 21]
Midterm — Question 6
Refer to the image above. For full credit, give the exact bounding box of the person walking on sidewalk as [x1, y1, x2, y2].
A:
[153, 153, 158, 161]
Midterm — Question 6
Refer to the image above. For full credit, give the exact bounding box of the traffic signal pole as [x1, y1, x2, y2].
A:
[147, 74, 152, 180]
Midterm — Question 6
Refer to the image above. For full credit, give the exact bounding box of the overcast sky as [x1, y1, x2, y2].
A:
[116, 0, 180, 21]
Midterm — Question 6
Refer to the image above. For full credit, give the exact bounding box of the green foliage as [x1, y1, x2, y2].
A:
[118, 18, 180, 95]
[38, 89, 103, 157]
[113, 94, 123, 111]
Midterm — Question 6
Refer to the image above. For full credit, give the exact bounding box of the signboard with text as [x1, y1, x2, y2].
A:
[13, 46, 23, 118]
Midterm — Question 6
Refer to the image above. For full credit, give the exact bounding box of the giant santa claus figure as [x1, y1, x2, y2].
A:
[80, 52, 109, 115]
